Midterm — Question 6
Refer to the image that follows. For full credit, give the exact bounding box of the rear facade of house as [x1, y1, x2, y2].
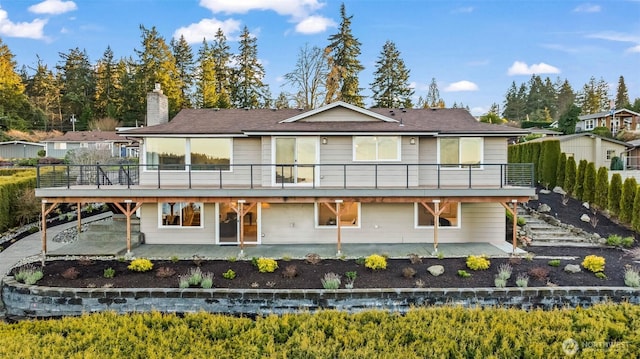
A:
[35, 89, 535, 251]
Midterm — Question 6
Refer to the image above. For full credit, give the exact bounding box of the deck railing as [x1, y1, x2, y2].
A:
[36, 163, 535, 190]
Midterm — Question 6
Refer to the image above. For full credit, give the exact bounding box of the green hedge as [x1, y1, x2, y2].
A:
[0, 305, 639, 357]
[0, 169, 37, 232]
[619, 178, 638, 224]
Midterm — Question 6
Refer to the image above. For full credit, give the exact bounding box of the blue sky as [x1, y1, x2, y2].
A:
[1, 0, 639, 116]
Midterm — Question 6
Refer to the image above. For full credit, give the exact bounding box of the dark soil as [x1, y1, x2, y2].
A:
[12, 189, 640, 289]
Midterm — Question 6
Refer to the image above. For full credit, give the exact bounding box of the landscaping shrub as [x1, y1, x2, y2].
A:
[515, 273, 529, 288]
[582, 162, 596, 204]
[632, 188, 640, 233]
[187, 267, 203, 286]
[594, 166, 609, 210]
[466, 255, 490, 270]
[282, 265, 298, 279]
[574, 159, 587, 200]
[555, 153, 566, 190]
[582, 255, 605, 273]
[608, 173, 623, 216]
[540, 140, 560, 188]
[606, 235, 635, 248]
[528, 267, 549, 281]
[321, 272, 341, 289]
[547, 259, 560, 267]
[256, 258, 278, 273]
[364, 254, 387, 270]
[155, 267, 176, 278]
[13, 264, 43, 285]
[619, 177, 637, 224]
[402, 267, 417, 278]
[127, 258, 153, 272]
[624, 267, 640, 288]
[457, 270, 471, 278]
[564, 156, 577, 196]
[201, 273, 213, 289]
[103, 267, 116, 278]
[1, 306, 639, 357]
[61, 267, 80, 280]
[222, 269, 236, 280]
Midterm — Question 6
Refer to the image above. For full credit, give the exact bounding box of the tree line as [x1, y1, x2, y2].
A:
[0, 2, 637, 135]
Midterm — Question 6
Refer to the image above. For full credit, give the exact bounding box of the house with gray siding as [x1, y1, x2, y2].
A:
[0, 141, 45, 159]
[35, 89, 535, 255]
[41, 131, 138, 159]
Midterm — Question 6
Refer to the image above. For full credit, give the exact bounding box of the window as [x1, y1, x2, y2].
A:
[145, 138, 232, 171]
[160, 202, 202, 227]
[606, 150, 616, 160]
[146, 138, 186, 170]
[191, 138, 231, 170]
[53, 142, 67, 150]
[316, 202, 360, 227]
[584, 120, 595, 131]
[439, 137, 483, 168]
[353, 136, 400, 161]
[415, 202, 459, 227]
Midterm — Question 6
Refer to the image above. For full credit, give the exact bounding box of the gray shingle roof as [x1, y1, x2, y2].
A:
[121, 103, 526, 137]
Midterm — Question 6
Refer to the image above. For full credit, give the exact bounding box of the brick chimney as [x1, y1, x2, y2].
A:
[146, 83, 168, 126]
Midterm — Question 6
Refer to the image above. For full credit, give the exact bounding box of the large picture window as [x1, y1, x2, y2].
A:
[145, 138, 232, 171]
[316, 202, 360, 227]
[415, 202, 459, 227]
[191, 138, 231, 170]
[160, 202, 202, 227]
[439, 137, 482, 168]
[146, 138, 186, 170]
[353, 136, 400, 161]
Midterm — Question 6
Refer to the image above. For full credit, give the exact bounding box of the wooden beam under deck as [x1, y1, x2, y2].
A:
[39, 195, 532, 204]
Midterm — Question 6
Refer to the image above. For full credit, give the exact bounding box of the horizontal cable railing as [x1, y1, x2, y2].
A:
[36, 163, 534, 190]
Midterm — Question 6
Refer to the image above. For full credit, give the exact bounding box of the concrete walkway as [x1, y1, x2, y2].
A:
[1, 214, 525, 277]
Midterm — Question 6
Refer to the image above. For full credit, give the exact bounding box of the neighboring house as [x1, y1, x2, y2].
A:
[0, 141, 45, 159]
[575, 109, 640, 136]
[529, 133, 632, 169]
[41, 131, 139, 159]
[626, 139, 640, 170]
[35, 89, 535, 254]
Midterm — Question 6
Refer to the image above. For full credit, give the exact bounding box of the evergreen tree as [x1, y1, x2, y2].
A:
[370, 41, 413, 108]
[502, 81, 525, 122]
[325, 3, 364, 106]
[619, 177, 637, 224]
[555, 78, 575, 122]
[212, 28, 232, 109]
[582, 162, 596, 204]
[541, 140, 560, 188]
[594, 166, 609, 210]
[556, 152, 566, 189]
[574, 159, 588, 200]
[57, 47, 95, 130]
[558, 104, 581, 134]
[0, 38, 32, 130]
[608, 173, 623, 216]
[541, 77, 557, 119]
[274, 92, 290, 109]
[426, 78, 441, 108]
[115, 57, 145, 127]
[24, 57, 61, 131]
[283, 44, 329, 110]
[577, 76, 608, 114]
[632, 187, 640, 233]
[94, 46, 120, 119]
[195, 40, 218, 108]
[525, 75, 544, 120]
[171, 35, 195, 109]
[135, 25, 183, 117]
[230, 26, 269, 109]
[615, 75, 630, 109]
[564, 156, 577, 196]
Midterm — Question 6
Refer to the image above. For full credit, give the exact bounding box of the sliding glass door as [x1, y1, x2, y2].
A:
[274, 137, 316, 185]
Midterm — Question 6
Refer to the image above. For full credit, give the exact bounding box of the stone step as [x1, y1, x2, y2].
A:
[530, 236, 589, 242]
[528, 241, 602, 248]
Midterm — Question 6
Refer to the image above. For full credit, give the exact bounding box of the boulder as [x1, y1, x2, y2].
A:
[564, 264, 581, 274]
[552, 187, 566, 195]
[582, 202, 590, 209]
[538, 203, 551, 213]
[427, 265, 445, 277]
[580, 214, 590, 222]
[539, 189, 551, 194]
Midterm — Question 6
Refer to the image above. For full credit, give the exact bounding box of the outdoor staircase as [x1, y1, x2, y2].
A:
[517, 206, 601, 247]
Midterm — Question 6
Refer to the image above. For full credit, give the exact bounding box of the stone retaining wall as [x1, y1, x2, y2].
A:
[2, 277, 639, 319]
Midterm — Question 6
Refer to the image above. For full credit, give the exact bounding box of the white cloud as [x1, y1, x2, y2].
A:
[199, 0, 324, 19]
[174, 18, 242, 43]
[507, 61, 560, 75]
[0, 8, 48, 39]
[295, 15, 335, 34]
[573, 3, 601, 13]
[627, 44, 640, 53]
[470, 107, 486, 116]
[444, 81, 478, 92]
[587, 31, 640, 43]
[29, 0, 77, 15]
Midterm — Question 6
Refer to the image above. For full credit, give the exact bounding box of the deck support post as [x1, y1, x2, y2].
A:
[420, 200, 448, 254]
[113, 201, 143, 254]
[500, 200, 519, 254]
[41, 201, 60, 265]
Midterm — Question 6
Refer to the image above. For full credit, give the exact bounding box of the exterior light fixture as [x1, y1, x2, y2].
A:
[410, 137, 416, 145]
[322, 137, 328, 145]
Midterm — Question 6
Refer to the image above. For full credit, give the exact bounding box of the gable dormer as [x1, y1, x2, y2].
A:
[279, 101, 398, 123]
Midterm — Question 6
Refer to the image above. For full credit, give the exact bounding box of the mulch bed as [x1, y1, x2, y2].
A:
[29, 246, 638, 289]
